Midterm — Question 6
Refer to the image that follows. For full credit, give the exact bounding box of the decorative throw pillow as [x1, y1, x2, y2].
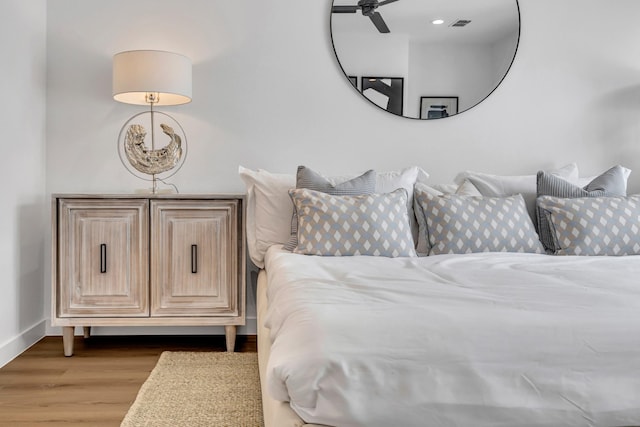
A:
[454, 163, 579, 226]
[413, 183, 446, 255]
[536, 165, 629, 253]
[282, 166, 377, 251]
[414, 189, 545, 255]
[289, 188, 416, 257]
[537, 195, 640, 256]
[413, 181, 482, 255]
[575, 166, 632, 189]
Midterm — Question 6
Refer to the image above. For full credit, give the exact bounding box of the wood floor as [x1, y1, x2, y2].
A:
[0, 335, 257, 427]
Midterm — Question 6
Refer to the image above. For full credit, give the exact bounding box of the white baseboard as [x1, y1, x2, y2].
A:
[0, 320, 46, 368]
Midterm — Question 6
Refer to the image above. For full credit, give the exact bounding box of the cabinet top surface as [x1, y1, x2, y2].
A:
[52, 193, 245, 200]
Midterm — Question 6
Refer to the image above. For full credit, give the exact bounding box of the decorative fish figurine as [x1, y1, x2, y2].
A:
[124, 123, 182, 175]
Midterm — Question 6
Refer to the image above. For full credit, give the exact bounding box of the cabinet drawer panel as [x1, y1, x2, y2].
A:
[151, 200, 239, 316]
[58, 199, 149, 317]
[77, 218, 130, 296]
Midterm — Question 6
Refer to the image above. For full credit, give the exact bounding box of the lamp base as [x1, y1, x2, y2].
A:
[117, 109, 188, 192]
[133, 187, 176, 194]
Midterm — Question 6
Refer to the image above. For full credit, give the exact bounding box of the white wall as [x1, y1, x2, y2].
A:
[490, 29, 519, 89]
[42, 0, 640, 338]
[0, 0, 47, 366]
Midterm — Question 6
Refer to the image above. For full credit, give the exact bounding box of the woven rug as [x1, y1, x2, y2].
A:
[121, 351, 264, 427]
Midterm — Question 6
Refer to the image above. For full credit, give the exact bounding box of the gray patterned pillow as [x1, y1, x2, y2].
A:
[536, 165, 628, 252]
[414, 189, 545, 255]
[283, 166, 376, 251]
[289, 188, 416, 257]
[537, 195, 640, 256]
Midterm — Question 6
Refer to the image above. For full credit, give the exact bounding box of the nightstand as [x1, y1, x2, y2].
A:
[51, 194, 245, 356]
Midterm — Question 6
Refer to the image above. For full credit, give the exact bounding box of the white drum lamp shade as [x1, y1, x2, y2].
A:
[112, 50, 192, 106]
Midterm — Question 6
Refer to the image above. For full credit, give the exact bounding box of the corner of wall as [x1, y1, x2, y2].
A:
[0, 320, 46, 368]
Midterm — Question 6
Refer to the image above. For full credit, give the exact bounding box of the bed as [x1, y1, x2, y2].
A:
[240, 164, 640, 427]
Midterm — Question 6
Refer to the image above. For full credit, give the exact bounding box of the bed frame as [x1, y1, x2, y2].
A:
[257, 270, 329, 427]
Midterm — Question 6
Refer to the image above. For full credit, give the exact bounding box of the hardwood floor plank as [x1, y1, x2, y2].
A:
[0, 335, 257, 426]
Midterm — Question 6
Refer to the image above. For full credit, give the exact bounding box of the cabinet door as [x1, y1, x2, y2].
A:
[151, 200, 239, 317]
[57, 199, 149, 317]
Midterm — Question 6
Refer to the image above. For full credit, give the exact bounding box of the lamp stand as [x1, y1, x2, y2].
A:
[147, 94, 158, 194]
[117, 106, 187, 194]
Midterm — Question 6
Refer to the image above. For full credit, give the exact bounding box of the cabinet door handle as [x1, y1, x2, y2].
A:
[191, 244, 198, 274]
[100, 243, 107, 273]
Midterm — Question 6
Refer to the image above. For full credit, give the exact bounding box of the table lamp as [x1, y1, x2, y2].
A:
[112, 50, 192, 193]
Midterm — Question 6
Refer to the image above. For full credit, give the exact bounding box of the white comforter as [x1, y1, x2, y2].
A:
[263, 246, 640, 427]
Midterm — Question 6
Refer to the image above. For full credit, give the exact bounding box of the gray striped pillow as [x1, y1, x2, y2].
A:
[536, 165, 628, 253]
[283, 166, 376, 251]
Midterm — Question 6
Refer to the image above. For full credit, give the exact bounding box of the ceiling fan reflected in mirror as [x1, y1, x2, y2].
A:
[332, 0, 399, 33]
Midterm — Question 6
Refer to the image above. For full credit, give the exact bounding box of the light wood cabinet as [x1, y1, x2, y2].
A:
[52, 194, 245, 356]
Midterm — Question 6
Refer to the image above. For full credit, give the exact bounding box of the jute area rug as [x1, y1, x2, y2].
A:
[121, 351, 264, 427]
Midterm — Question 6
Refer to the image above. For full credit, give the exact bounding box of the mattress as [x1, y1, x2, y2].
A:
[262, 246, 640, 427]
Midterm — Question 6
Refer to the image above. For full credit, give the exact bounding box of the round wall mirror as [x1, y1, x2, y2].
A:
[330, 0, 520, 119]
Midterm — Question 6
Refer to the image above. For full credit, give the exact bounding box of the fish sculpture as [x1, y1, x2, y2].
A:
[124, 123, 182, 175]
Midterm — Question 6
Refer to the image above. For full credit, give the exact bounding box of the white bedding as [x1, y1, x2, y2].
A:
[263, 246, 640, 427]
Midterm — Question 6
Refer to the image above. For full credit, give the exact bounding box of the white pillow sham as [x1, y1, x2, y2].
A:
[238, 166, 295, 268]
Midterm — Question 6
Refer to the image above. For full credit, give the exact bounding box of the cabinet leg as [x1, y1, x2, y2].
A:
[224, 325, 236, 352]
[83, 326, 91, 339]
[62, 326, 74, 357]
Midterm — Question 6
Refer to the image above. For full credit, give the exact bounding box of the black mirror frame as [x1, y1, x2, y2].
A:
[330, 0, 521, 120]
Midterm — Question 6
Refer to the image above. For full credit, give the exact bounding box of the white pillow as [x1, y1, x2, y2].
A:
[453, 163, 579, 223]
[375, 166, 428, 245]
[239, 165, 429, 267]
[455, 180, 482, 196]
[238, 166, 295, 268]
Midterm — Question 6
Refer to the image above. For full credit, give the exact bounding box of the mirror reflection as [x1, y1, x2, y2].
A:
[330, 0, 520, 119]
